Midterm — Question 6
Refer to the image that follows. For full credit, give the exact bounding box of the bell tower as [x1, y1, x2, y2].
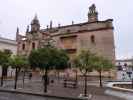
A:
[31, 14, 40, 32]
[88, 4, 98, 22]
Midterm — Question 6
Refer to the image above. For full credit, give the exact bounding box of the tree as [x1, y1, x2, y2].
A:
[10, 55, 28, 89]
[93, 56, 114, 87]
[52, 49, 69, 81]
[29, 47, 69, 93]
[72, 50, 95, 97]
[21, 57, 29, 88]
[0, 50, 12, 86]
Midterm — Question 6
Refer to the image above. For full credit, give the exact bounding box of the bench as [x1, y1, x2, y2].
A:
[63, 79, 77, 88]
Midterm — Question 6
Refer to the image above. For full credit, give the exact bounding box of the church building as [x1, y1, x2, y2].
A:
[16, 4, 115, 62]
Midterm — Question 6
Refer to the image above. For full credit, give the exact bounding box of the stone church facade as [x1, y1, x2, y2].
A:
[16, 4, 115, 62]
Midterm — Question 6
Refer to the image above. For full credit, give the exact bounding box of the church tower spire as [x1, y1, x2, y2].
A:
[88, 4, 98, 22]
[31, 14, 40, 32]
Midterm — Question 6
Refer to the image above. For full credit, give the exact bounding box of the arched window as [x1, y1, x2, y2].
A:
[90, 35, 95, 43]
[32, 42, 36, 49]
[22, 44, 25, 50]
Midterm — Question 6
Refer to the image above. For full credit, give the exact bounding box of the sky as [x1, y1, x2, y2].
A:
[0, 0, 132, 59]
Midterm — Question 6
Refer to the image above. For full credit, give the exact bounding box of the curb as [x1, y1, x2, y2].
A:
[0, 89, 87, 100]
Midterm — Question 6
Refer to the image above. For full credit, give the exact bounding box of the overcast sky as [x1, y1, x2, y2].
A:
[0, 0, 132, 59]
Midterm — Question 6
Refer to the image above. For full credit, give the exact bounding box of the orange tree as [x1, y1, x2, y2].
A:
[93, 56, 114, 87]
[28, 47, 69, 93]
[0, 50, 12, 86]
[10, 55, 28, 89]
[72, 50, 96, 97]
[52, 49, 69, 80]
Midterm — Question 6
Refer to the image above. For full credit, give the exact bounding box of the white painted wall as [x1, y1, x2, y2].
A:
[0, 41, 17, 55]
[0, 37, 17, 77]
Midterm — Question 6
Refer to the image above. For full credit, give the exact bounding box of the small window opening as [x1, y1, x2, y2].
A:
[32, 42, 36, 49]
[90, 35, 95, 43]
[22, 44, 25, 50]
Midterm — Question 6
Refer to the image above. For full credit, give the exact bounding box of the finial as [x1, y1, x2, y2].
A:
[72, 21, 74, 25]
[16, 27, 20, 41]
[50, 20, 53, 29]
[26, 25, 29, 33]
[34, 13, 38, 20]
[16, 27, 19, 34]
[58, 23, 61, 28]
[47, 25, 49, 30]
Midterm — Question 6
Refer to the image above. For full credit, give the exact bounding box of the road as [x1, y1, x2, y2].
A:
[0, 92, 65, 100]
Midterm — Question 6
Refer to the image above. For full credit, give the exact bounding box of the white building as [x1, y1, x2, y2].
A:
[116, 59, 133, 81]
[0, 37, 17, 55]
[0, 37, 17, 77]
[116, 59, 133, 67]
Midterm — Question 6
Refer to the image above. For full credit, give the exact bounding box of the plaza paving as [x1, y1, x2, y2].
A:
[0, 75, 125, 100]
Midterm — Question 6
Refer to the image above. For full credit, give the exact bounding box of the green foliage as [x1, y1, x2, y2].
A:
[10, 55, 29, 69]
[0, 50, 12, 86]
[0, 50, 11, 67]
[52, 49, 69, 70]
[29, 47, 51, 70]
[72, 50, 95, 74]
[92, 55, 114, 87]
[9, 55, 28, 89]
[93, 56, 114, 72]
[28, 47, 69, 93]
[72, 50, 114, 74]
[28, 47, 69, 70]
[72, 49, 114, 88]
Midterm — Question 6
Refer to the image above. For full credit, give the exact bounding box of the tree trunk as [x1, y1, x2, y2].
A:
[22, 69, 26, 88]
[1, 67, 4, 87]
[131, 78, 133, 89]
[75, 70, 78, 84]
[99, 70, 102, 87]
[1, 75, 4, 87]
[108, 71, 111, 79]
[84, 74, 87, 97]
[57, 71, 60, 81]
[1, 67, 7, 87]
[43, 68, 48, 93]
[14, 67, 18, 89]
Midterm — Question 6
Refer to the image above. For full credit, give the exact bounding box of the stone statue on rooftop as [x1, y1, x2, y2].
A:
[89, 4, 96, 13]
